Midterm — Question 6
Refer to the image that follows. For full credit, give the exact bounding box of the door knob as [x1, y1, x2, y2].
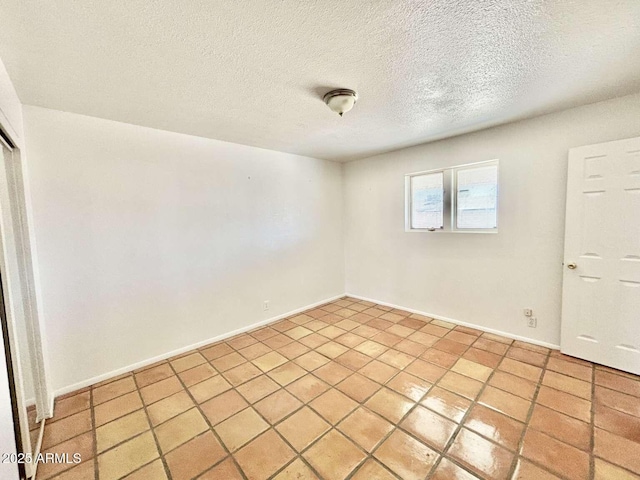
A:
[567, 263, 577, 269]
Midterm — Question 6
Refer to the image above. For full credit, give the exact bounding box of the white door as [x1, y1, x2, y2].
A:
[561, 136, 640, 375]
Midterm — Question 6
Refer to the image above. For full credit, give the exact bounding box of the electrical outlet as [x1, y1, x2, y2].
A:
[263, 300, 270, 311]
[523, 308, 533, 317]
[528, 317, 537, 328]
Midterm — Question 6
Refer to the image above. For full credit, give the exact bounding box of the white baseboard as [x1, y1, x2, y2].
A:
[53, 292, 560, 400]
[345, 293, 561, 350]
[53, 293, 345, 398]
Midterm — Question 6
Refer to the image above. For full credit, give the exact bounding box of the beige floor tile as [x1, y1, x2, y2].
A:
[96, 409, 150, 453]
[335, 349, 372, 370]
[188, 375, 232, 403]
[594, 458, 640, 480]
[594, 427, 640, 475]
[277, 341, 310, 360]
[309, 388, 358, 424]
[236, 375, 280, 403]
[488, 371, 537, 400]
[267, 361, 307, 386]
[135, 364, 174, 388]
[451, 358, 493, 382]
[431, 458, 480, 479]
[293, 351, 331, 371]
[238, 342, 272, 361]
[303, 430, 366, 479]
[337, 407, 393, 452]
[215, 407, 269, 451]
[336, 372, 381, 403]
[537, 386, 592, 422]
[374, 429, 439, 480]
[405, 359, 446, 383]
[530, 404, 591, 450]
[37, 432, 95, 480]
[165, 431, 226, 480]
[211, 351, 247, 372]
[123, 459, 168, 479]
[170, 352, 206, 373]
[276, 406, 330, 451]
[223, 362, 263, 386]
[51, 391, 91, 422]
[354, 339, 388, 357]
[351, 459, 398, 480]
[146, 390, 194, 426]
[542, 370, 592, 400]
[52, 460, 97, 480]
[200, 342, 234, 361]
[273, 458, 319, 479]
[200, 389, 249, 425]
[511, 458, 563, 480]
[463, 404, 524, 451]
[198, 458, 244, 479]
[358, 359, 399, 384]
[522, 428, 590, 480]
[252, 351, 289, 372]
[448, 428, 514, 480]
[93, 376, 137, 405]
[227, 334, 258, 349]
[286, 374, 331, 403]
[313, 361, 352, 385]
[254, 389, 303, 424]
[401, 405, 457, 451]
[478, 386, 531, 422]
[235, 429, 296, 480]
[140, 376, 183, 405]
[377, 349, 415, 369]
[155, 408, 209, 453]
[595, 370, 640, 397]
[177, 362, 217, 387]
[386, 371, 432, 402]
[365, 388, 414, 423]
[498, 358, 542, 383]
[94, 391, 143, 426]
[97, 431, 159, 480]
[315, 341, 349, 358]
[42, 409, 92, 450]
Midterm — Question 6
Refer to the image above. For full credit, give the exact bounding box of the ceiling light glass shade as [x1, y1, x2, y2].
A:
[323, 89, 358, 116]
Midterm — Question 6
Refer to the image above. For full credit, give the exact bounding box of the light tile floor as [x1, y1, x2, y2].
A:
[31, 297, 640, 480]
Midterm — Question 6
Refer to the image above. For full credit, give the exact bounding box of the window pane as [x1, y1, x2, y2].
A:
[456, 165, 498, 229]
[411, 172, 443, 229]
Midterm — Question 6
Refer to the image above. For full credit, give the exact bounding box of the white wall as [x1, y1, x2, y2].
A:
[23, 105, 344, 393]
[344, 92, 640, 347]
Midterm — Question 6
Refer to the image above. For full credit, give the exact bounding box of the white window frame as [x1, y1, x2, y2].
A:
[405, 159, 499, 234]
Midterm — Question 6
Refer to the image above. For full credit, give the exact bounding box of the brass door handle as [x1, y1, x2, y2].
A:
[567, 263, 577, 269]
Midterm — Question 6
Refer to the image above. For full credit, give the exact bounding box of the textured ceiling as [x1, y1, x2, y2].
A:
[1, 1, 639, 161]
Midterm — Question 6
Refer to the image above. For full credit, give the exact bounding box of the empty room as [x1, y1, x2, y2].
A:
[0, 1, 639, 480]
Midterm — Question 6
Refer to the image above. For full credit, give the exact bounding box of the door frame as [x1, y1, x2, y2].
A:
[0, 115, 53, 478]
[0, 136, 53, 420]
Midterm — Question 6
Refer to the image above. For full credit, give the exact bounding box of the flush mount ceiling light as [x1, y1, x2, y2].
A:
[323, 89, 358, 117]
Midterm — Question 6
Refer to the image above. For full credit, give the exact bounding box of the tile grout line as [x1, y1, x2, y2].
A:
[129, 370, 174, 480]
[505, 348, 552, 479]
[163, 360, 251, 480]
[38, 298, 640, 480]
[91, 389, 99, 480]
[423, 329, 521, 480]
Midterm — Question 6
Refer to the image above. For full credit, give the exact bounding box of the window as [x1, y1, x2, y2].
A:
[405, 160, 498, 233]
[410, 172, 443, 229]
